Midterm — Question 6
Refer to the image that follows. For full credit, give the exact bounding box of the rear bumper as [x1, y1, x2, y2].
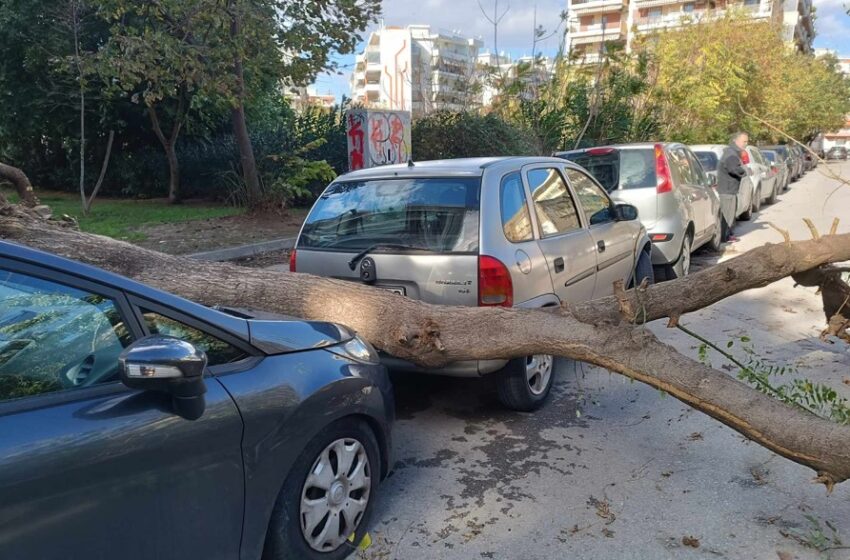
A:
[381, 355, 508, 377]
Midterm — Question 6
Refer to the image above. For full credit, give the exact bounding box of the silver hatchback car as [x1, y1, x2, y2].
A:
[291, 157, 652, 411]
[556, 143, 722, 281]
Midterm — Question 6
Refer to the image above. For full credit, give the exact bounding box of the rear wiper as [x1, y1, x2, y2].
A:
[347, 243, 431, 270]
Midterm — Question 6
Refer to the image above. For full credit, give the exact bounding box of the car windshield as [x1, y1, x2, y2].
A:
[693, 151, 719, 172]
[299, 177, 480, 253]
[561, 148, 656, 192]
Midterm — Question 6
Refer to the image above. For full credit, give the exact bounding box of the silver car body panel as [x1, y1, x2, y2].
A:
[294, 157, 649, 377]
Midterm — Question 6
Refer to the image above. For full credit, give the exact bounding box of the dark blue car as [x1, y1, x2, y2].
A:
[0, 241, 394, 560]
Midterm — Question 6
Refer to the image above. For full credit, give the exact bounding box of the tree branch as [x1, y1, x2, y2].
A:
[1, 205, 850, 490]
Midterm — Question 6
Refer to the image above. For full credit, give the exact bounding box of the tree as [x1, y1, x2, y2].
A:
[2, 194, 849, 490]
[93, 0, 236, 203]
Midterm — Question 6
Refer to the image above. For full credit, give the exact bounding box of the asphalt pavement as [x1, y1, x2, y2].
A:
[357, 161, 850, 560]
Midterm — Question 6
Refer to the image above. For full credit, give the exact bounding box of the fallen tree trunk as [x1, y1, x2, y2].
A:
[2, 201, 850, 491]
[0, 162, 38, 207]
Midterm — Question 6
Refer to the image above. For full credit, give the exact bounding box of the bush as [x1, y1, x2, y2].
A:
[411, 111, 539, 160]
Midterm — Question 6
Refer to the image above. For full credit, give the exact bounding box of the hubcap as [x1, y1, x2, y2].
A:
[526, 354, 553, 395]
[300, 438, 371, 552]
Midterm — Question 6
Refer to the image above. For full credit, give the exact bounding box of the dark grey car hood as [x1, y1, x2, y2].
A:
[216, 306, 352, 355]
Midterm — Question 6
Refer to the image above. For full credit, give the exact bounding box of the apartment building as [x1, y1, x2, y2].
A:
[477, 52, 555, 106]
[350, 25, 482, 117]
[565, 0, 814, 63]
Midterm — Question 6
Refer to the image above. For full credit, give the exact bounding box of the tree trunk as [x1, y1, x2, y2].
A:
[84, 130, 115, 214]
[0, 162, 39, 207]
[147, 99, 186, 204]
[1, 203, 849, 490]
[230, 9, 262, 209]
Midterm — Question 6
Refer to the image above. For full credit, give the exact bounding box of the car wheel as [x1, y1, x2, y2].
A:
[263, 419, 380, 560]
[669, 233, 692, 279]
[752, 187, 762, 213]
[767, 182, 778, 205]
[629, 250, 655, 288]
[707, 212, 723, 252]
[495, 354, 554, 412]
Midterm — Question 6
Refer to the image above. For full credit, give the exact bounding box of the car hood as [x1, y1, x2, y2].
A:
[217, 306, 352, 354]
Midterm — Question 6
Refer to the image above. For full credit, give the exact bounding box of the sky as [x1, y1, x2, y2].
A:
[310, 0, 850, 100]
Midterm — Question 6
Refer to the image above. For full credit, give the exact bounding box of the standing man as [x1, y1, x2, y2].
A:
[717, 132, 749, 243]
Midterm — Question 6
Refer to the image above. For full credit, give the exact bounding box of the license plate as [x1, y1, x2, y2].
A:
[382, 286, 406, 296]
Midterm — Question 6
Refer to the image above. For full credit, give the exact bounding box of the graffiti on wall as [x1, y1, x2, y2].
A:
[346, 110, 411, 171]
[346, 112, 366, 171]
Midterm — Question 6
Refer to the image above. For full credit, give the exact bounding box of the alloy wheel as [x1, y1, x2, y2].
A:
[526, 354, 553, 395]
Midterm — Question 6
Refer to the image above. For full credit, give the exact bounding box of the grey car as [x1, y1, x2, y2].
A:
[761, 149, 790, 193]
[691, 144, 757, 221]
[557, 143, 722, 281]
[291, 157, 651, 412]
[0, 241, 394, 560]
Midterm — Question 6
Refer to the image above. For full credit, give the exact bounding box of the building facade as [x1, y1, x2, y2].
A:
[350, 25, 482, 117]
[565, 0, 814, 63]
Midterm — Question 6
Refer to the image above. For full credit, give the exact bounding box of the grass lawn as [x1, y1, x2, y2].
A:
[3, 188, 243, 240]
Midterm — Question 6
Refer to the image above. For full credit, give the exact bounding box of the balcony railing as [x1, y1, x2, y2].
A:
[569, 0, 625, 12]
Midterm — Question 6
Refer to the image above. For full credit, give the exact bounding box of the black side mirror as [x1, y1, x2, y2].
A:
[120, 335, 207, 420]
[613, 203, 639, 221]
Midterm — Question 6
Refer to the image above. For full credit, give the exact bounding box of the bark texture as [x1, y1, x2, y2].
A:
[0, 162, 39, 207]
[2, 203, 850, 490]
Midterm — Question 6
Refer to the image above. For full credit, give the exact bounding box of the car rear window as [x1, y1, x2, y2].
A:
[762, 151, 777, 163]
[694, 151, 718, 172]
[299, 177, 480, 252]
[561, 149, 656, 192]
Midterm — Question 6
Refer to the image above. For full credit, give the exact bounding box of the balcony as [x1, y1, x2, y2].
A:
[632, 0, 688, 7]
[569, 0, 625, 14]
[569, 22, 626, 43]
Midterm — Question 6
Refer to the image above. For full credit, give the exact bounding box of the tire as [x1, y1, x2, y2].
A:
[495, 354, 555, 412]
[707, 212, 723, 252]
[752, 186, 762, 213]
[767, 181, 778, 205]
[263, 419, 381, 560]
[739, 200, 752, 221]
[629, 249, 655, 288]
[669, 233, 693, 280]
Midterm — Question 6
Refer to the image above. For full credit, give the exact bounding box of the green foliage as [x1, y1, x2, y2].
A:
[783, 515, 843, 554]
[692, 332, 850, 426]
[412, 111, 539, 160]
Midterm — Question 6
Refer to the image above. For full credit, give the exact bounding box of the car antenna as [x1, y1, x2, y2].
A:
[407, 158, 414, 167]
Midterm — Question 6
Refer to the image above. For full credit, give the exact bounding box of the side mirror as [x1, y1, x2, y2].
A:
[120, 335, 207, 420]
[613, 203, 639, 221]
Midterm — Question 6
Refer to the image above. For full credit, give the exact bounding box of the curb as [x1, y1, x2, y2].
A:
[186, 237, 295, 262]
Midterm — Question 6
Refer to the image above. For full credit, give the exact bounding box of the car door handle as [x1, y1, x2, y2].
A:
[553, 257, 564, 273]
[597, 240, 606, 253]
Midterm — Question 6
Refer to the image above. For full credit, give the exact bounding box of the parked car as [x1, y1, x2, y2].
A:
[761, 149, 790, 193]
[556, 143, 722, 281]
[0, 241, 394, 560]
[745, 146, 780, 206]
[762, 145, 799, 182]
[691, 144, 757, 220]
[827, 146, 848, 160]
[790, 145, 808, 175]
[291, 157, 652, 411]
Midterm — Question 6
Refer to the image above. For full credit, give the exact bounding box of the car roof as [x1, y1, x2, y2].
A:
[0, 240, 251, 338]
[554, 142, 688, 156]
[690, 144, 725, 152]
[336, 156, 584, 181]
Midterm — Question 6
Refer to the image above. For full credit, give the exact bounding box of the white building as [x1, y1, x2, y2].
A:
[350, 25, 483, 117]
[565, 0, 814, 63]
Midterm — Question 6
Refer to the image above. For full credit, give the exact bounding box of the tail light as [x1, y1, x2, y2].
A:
[770, 164, 777, 175]
[741, 150, 750, 165]
[289, 249, 297, 272]
[654, 144, 673, 194]
[587, 147, 616, 156]
[478, 256, 513, 307]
